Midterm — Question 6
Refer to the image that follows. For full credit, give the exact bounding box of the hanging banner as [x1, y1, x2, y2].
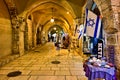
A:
[108, 45, 115, 64]
[84, 8, 101, 38]
[97, 40, 103, 59]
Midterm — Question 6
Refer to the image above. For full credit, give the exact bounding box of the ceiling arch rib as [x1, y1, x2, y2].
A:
[32, 13, 71, 33]
[43, 20, 69, 35]
[13, 0, 87, 18]
[26, 1, 76, 19]
[42, 17, 70, 33]
[16, 0, 87, 36]
[29, 1, 74, 34]
[33, 11, 71, 29]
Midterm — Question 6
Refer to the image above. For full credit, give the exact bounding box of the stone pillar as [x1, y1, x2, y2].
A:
[11, 17, 20, 54]
[12, 25, 19, 54]
[114, 13, 120, 80]
[40, 25, 44, 44]
[4, 0, 20, 55]
[24, 22, 29, 50]
[37, 25, 42, 45]
[19, 19, 25, 56]
[32, 23, 36, 47]
[12, 17, 25, 55]
[111, 0, 120, 78]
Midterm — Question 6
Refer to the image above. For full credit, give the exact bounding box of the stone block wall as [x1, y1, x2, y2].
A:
[111, 0, 120, 77]
[0, 0, 12, 58]
[95, 0, 120, 78]
[19, 22, 25, 56]
[27, 19, 33, 49]
[0, 18, 12, 58]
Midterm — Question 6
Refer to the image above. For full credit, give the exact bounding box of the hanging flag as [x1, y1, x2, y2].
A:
[74, 25, 78, 36]
[75, 25, 80, 38]
[78, 24, 84, 39]
[84, 9, 101, 38]
[75, 24, 83, 39]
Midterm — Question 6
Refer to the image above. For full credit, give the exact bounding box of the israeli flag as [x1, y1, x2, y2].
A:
[74, 25, 78, 36]
[75, 25, 83, 39]
[75, 25, 80, 38]
[78, 24, 84, 39]
[84, 9, 101, 38]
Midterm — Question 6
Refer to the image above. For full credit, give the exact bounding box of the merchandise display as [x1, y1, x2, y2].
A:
[83, 56, 117, 80]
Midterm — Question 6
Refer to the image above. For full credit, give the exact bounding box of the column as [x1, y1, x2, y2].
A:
[111, 0, 120, 78]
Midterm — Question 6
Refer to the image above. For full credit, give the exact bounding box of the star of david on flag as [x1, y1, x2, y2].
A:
[84, 9, 101, 38]
[87, 18, 95, 27]
[74, 24, 84, 39]
[75, 25, 80, 38]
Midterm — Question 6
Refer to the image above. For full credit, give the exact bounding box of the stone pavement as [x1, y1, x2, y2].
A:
[0, 42, 87, 80]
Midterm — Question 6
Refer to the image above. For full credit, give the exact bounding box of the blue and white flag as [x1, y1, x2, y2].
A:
[78, 24, 84, 39]
[74, 25, 78, 36]
[75, 24, 83, 39]
[84, 9, 101, 38]
[75, 25, 80, 38]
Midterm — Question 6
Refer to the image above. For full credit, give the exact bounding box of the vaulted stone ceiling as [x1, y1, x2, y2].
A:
[7, 0, 87, 33]
[14, 0, 87, 15]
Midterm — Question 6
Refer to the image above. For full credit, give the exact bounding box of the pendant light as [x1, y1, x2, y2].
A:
[50, 8, 54, 23]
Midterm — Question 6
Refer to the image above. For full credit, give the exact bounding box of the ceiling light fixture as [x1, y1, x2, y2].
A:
[54, 27, 56, 30]
[50, 8, 54, 23]
[67, 11, 69, 14]
[50, 18, 54, 22]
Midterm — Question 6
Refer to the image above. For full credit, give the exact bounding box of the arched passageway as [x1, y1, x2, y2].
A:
[0, 0, 120, 79]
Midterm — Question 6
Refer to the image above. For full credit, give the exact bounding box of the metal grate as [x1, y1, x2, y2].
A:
[7, 71, 22, 77]
[51, 61, 60, 64]
[34, 50, 40, 52]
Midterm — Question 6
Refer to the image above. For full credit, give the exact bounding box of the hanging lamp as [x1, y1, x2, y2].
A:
[50, 8, 54, 23]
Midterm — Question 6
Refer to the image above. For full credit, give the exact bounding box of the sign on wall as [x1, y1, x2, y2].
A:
[108, 45, 115, 64]
[97, 40, 103, 59]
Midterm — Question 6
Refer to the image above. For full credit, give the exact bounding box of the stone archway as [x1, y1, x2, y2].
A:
[4, 0, 27, 56]
[86, 0, 120, 77]
[4, 0, 120, 77]
[4, 0, 20, 55]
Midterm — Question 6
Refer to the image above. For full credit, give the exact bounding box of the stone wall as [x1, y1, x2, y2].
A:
[0, 18, 12, 58]
[111, 0, 120, 77]
[95, 0, 120, 77]
[0, 0, 12, 58]
[32, 23, 37, 47]
[19, 22, 25, 56]
[27, 19, 33, 49]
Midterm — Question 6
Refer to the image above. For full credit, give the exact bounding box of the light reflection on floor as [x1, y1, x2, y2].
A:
[0, 42, 87, 80]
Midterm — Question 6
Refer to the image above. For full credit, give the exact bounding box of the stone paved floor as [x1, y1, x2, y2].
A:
[0, 42, 88, 80]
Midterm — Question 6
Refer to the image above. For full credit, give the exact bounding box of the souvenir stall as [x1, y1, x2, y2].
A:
[83, 40, 117, 80]
[82, 8, 117, 80]
[83, 28, 117, 80]
[83, 56, 117, 80]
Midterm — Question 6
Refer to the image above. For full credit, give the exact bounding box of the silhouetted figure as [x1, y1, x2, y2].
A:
[62, 35, 70, 49]
[51, 36, 54, 42]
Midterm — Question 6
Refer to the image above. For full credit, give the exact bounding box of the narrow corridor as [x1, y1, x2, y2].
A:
[0, 42, 87, 80]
